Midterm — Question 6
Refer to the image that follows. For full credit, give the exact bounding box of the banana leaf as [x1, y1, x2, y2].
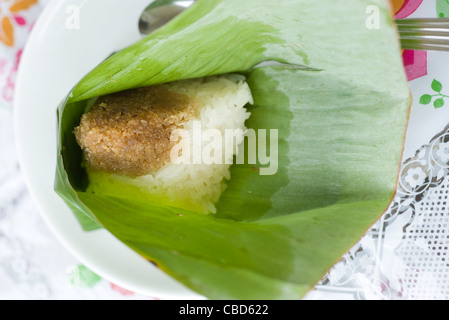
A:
[55, 0, 411, 299]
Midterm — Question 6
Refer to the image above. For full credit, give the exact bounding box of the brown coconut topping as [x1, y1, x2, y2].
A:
[74, 85, 197, 177]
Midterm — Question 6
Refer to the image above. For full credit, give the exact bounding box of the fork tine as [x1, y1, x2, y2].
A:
[395, 18, 449, 27]
[398, 29, 449, 37]
[398, 25, 449, 32]
[400, 42, 449, 52]
[400, 37, 449, 51]
[400, 37, 449, 46]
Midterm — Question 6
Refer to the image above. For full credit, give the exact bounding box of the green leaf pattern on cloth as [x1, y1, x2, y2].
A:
[420, 79, 449, 109]
[436, 0, 449, 17]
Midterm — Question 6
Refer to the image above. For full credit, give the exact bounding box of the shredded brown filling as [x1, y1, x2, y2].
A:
[74, 85, 197, 177]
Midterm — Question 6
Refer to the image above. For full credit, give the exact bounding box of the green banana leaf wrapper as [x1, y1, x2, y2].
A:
[55, 0, 411, 299]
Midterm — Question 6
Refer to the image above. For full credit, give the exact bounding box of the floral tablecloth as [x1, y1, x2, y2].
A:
[1, 0, 449, 300]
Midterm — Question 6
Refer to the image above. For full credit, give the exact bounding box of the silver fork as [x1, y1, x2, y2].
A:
[397, 18, 449, 51]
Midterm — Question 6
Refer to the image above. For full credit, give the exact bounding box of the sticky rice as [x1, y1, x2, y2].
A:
[74, 74, 253, 214]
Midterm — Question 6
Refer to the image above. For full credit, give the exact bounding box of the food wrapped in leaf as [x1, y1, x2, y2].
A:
[74, 75, 253, 214]
[55, 0, 411, 299]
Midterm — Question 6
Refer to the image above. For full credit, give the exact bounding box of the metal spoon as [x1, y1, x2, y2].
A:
[139, 0, 194, 36]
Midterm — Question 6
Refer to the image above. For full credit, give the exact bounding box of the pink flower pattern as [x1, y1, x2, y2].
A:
[1, 49, 21, 103]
